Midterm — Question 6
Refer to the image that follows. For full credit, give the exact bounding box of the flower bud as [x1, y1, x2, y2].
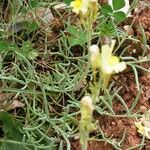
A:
[89, 45, 101, 71]
[80, 95, 95, 147]
[80, 96, 94, 119]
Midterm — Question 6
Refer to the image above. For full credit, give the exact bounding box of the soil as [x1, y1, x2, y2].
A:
[70, 0, 150, 149]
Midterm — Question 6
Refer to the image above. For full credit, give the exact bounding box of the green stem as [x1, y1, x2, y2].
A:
[87, 25, 92, 69]
[80, 116, 93, 150]
[80, 128, 88, 150]
[81, 141, 88, 150]
[87, 24, 92, 49]
[84, 20, 93, 85]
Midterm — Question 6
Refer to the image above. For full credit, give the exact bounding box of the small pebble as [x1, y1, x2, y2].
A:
[146, 88, 150, 98]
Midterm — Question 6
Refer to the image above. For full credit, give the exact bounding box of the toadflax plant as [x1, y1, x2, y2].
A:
[68, 0, 128, 149]
[89, 40, 126, 103]
[79, 96, 95, 150]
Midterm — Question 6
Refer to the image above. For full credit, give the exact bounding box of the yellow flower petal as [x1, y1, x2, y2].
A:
[110, 56, 119, 65]
[135, 122, 145, 134]
[113, 62, 126, 73]
[135, 121, 150, 139]
[101, 41, 126, 74]
[89, 45, 101, 71]
[70, 0, 91, 14]
[101, 44, 113, 74]
[70, 0, 82, 14]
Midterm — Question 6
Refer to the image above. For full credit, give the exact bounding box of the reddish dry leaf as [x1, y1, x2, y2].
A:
[146, 88, 150, 99]
[5, 100, 24, 111]
[0, 93, 24, 111]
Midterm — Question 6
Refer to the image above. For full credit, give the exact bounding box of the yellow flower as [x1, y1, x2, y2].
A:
[89, 45, 101, 73]
[101, 40, 126, 74]
[135, 121, 150, 139]
[135, 122, 145, 134]
[89, 41, 126, 75]
[80, 96, 94, 119]
[89, 41, 126, 87]
[70, 0, 89, 14]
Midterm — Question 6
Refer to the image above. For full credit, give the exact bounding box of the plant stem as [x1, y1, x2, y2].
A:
[87, 24, 92, 50]
[81, 141, 88, 150]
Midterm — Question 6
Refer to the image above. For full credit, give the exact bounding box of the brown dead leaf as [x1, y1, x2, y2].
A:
[0, 93, 15, 110]
[0, 93, 24, 111]
[146, 88, 150, 99]
[5, 100, 25, 111]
